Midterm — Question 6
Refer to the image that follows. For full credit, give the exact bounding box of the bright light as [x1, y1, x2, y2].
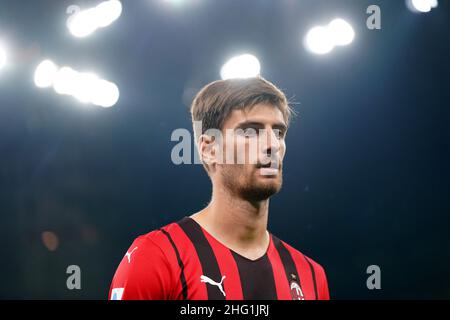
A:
[68, 8, 99, 38]
[0, 44, 6, 70]
[95, 0, 122, 28]
[412, 0, 432, 12]
[305, 26, 334, 55]
[328, 19, 355, 46]
[72, 72, 100, 103]
[164, 0, 186, 5]
[91, 79, 120, 108]
[34, 60, 59, 88]
[220, 54, 261, 80]
[53, 66, 79, 95]
[406, 0, 438, 13]
[67, 0, 122, 38]
[37, 61, 119, 107]
[304, 18, 355, 55]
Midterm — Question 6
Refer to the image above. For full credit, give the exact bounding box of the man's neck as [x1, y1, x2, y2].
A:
[190, 185, 270, 261]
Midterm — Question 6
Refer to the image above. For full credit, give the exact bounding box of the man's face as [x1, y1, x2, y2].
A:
[215, 103, 287, 202]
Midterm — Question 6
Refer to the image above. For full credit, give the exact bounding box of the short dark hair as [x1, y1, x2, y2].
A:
[191, 77, 293, 142]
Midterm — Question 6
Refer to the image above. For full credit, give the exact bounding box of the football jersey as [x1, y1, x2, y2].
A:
[109, 216, 330, 300]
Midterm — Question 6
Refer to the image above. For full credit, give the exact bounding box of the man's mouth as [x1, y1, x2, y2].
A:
[257, 161, 280, 175]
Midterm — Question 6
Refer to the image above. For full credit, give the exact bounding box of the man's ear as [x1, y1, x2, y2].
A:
[198, 134, 217, 168]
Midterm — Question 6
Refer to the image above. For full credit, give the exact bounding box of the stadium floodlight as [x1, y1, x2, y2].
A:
[34, 60, 59, 88]
[67, 0, 122, 38]
[0, 43, 7, 70]
[90, 79, 120, 108]
[304, 18, 355, 55]
[305, 26, 334, 55]
[220, 54, 261, 80]
[95, 0, 123, 28]
[406, 0, 438, 13]
[35, 60, 119, 108]
[328, 19, 355, 46]
[53, 66, 79, 96]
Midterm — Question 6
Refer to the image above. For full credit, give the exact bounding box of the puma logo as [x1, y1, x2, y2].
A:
[125, 247, 138, 263]
[200, 275, 226, 297]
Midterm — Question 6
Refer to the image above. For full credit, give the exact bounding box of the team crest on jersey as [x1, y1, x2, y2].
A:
[289, 273, 305, 300]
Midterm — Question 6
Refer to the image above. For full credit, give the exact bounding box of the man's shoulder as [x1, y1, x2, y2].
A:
[110, 219, 184, 300]
[271, 233, 326, 274]
[132, 218, 185, 251]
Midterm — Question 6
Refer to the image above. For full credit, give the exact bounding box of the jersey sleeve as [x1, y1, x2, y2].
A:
[315, 262, 330, 300]
[109, 233, 175, 300]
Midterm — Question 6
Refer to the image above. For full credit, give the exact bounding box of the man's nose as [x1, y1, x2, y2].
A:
[261, 128, 280, 157]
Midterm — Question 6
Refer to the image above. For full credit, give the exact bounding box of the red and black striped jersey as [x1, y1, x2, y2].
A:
[109, 216, 330, 300]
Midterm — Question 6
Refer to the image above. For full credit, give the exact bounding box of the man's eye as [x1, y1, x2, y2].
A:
[242, 128, 258, 137]
[275, 130, 286, 139]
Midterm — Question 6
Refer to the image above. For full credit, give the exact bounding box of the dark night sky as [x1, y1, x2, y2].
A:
[0, 0, 449, 299]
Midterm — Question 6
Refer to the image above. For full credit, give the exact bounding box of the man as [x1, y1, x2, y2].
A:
[109, 77, 330, 300]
